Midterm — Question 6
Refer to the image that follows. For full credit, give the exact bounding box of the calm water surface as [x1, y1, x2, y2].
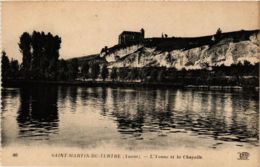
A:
[1, 86, 259, 150]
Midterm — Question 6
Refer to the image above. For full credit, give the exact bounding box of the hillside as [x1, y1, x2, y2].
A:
[67, 54, 106, 66]
[99, 29, 260, 70]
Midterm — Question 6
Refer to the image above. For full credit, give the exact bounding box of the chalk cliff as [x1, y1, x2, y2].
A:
[100, 30, 260, 70]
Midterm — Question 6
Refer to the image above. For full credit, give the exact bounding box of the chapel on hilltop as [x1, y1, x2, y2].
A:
[118, 28, 145, 45]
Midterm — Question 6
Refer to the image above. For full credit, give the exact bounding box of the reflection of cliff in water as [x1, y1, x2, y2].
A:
[17, 86, 59, 140]
[7, 85, 258, 146]
[108, 89, 259, 146]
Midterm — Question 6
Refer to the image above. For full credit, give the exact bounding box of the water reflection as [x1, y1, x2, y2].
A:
[1, 88, 19, 114]
[1, 86, 259, 148]
[16, 86, 59, 140]
[106, 88, 259, 146]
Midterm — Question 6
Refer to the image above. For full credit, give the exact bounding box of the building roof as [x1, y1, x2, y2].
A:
[120, 31, 142, 36]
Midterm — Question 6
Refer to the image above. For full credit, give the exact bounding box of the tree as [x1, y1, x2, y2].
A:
[31, 31, 42, 79]
[149, 68, 158, 82]
[101, 64, 109, 81]
[157, 69, 165, 82]
[28, 31, 61, 80]
[101, 46, 108, 54]
[214, 28, 222, 41]
[139, 67, 149, 82]
[118, 68, 128, 80]
[68, 58, 79, 80]
[9, 59, 19, 79]
[90, 63, 100, 81]
[57, 59, 69, 81]
[127, 68, 139, 80]
[45, 32, 61, 80]
[1, 51, 10, 80]
[110, 67, 118, 81]
[81, 62, 89, 80]
[19, 32, 31, 79]
[230, 63, 241, 85]
[166, 67, 177, 81]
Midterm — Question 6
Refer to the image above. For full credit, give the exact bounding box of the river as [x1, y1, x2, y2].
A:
[1, 86, 259, 150]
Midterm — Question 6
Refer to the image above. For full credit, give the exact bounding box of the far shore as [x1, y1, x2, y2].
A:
[2, 79, 259, 91]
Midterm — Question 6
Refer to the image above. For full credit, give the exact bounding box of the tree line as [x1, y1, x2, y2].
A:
[1, 31, 259, 87]
[1, 31, 110, 82]
[1, 31, 63, 81]
[105, 62, 259, 87]
[56, 58, 109, 81]
[57, 60, 259, 87]
[19, 31, 61, 80]
[1, 51, 19, 80]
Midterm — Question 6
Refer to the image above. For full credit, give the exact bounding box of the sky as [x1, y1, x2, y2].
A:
[2, 1, 260, 62]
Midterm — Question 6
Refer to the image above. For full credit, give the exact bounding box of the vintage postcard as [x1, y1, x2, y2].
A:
[1, 1, 259, 166]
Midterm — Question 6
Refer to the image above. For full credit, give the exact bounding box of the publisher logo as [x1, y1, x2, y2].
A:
[237, 152, 249, 160]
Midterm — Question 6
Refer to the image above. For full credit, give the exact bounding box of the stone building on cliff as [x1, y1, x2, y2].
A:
[118, 28, 145, 45]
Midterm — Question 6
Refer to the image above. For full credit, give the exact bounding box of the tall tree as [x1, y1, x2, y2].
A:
[19, 32, 32, 79]
[31, 31, 42, 79]
[57, 59, 69, 81]
[127, 68, 139, 80]
[68, 58, 79, 80]
[157, 69, 165, 82]
[81, 62, 89, 80]
[118, 68, 128, 80]
[139, 67, 150, 82]
[90, 63, 100, 81]
[30, 31, 61, 80]
[9, 59, 19, 79]
[1, 51, 10, 80]
[110, 67, 118, 81]
[149, 68, 158, 82]
[101, 64, 109, 81]
[45, 32, 61, 79]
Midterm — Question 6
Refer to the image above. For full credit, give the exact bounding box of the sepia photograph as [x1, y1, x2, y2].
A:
[1, 1, 259, 166]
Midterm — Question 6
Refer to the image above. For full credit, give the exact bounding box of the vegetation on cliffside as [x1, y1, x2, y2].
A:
[2, 29, 259, 88]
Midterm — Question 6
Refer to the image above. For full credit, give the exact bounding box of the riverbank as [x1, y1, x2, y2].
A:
[2, 79, 259, 91]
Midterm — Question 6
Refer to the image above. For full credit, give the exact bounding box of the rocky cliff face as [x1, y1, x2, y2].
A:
[102, 30, 260, 70]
